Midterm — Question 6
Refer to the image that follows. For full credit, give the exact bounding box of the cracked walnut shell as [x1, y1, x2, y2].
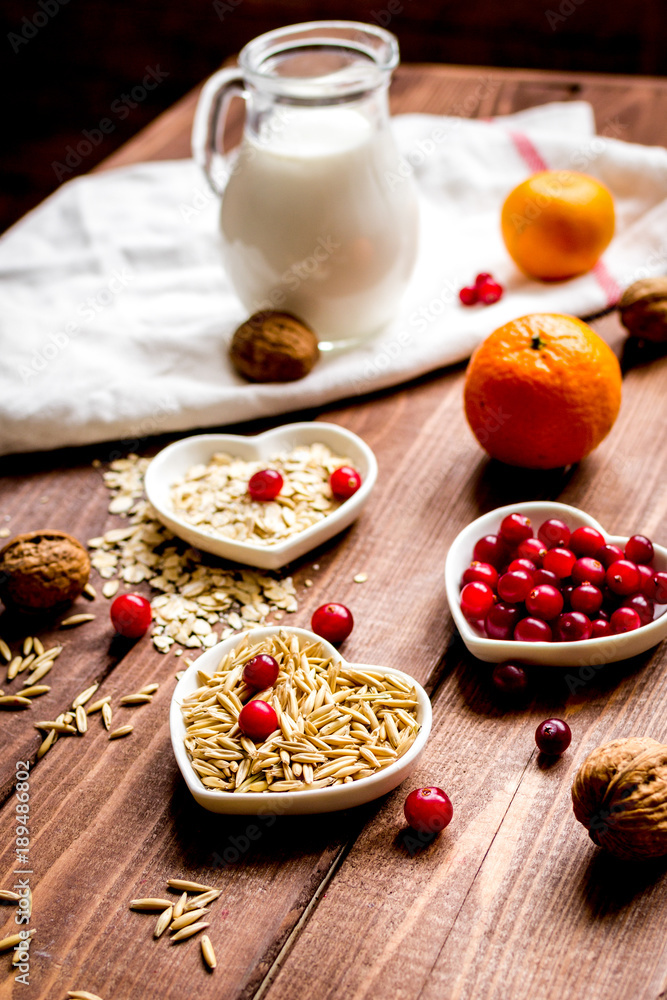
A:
[572, 737, 667, 860]
[619, 277, 667, 342]
[0, 530, 91, 612]
[229, 311, 320, 382]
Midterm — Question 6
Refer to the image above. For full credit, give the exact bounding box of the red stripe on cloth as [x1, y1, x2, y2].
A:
[591, 260, 622, 306]
[507, 129, 619, 309]
[508, 130, 549, 172]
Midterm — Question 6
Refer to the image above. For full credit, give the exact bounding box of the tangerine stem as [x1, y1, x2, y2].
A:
[531, 334, 546, 350]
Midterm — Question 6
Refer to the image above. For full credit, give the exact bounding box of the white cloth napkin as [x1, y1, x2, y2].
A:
[2, 100, 667, 457]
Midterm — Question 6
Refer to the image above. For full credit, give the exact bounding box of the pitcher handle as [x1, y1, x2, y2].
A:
[191, 67, 245, 196]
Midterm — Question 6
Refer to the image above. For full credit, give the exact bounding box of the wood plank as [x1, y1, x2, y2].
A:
[259, 341, 667, 1000]
[2, 62, 667, 1000]
[92, 63, 667, 175]
[0, 638, 360, 999]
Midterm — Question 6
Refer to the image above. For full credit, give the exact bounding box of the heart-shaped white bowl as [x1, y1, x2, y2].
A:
[170, 626, 432, 815]
[445, 501, 667, 668]
[145, 422, 377, 570]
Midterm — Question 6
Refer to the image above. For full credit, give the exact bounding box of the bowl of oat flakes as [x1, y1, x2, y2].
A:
[145, 423, 377, 569]
[170, 625, 431, 815]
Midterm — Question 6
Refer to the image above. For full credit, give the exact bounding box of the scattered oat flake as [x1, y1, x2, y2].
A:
[353, 573, 368, 583]
[89, 454, 301, 653]
[0, 528, 9, 538]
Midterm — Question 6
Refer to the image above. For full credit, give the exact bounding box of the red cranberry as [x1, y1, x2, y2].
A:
[610, 607, 642, 634]
[497, 569, 533, 604]
[473, 534, 508, 569]
[248, 469, 283, 501]
[654, 571, 667, 604]
[485, 601, 522, 640]
[243, 653, 280, 689]
[569, 526, 605, 557]
[532, 568, 561, 588]
[475, 272, 493, 287]
[637, 564, 656, 598]
[499, 512, 533, 545]
[460, 582, 495, 622]
[535, 718, 571, 755]
[517, 537, 547, 566]
[591, 618, 613, 638]
[554, 612, 592, 642]
[404, 787, 453, 834]
[619, 593, 654, 626]
[330, 466, 362, 500]
[525, 584, 563, 621]
[514, 617, 553, 642]
[606, 559, 641, 596]
[543, 547, 577, 579]
[110, 593, 152, 638]
[508, 558, 537, 576]
[311, 603, 354, 643]
[477, 279, 503, 304]
[624, 534, 654, 565]
[459, 285, 478, 306]
[538, 518, 571, 549]
[462, 561, 499, 588]
[596, 543, 624, 569]
[571, 557, 606, 587]
[238, 700, 279, 742]
[491, 662, 528, 695]
[570, 583, 603, 616]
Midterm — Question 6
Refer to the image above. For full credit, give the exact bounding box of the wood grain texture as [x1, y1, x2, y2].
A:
[1, 63, 667, 1000]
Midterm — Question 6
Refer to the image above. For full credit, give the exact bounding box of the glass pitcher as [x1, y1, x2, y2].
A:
[192, 21, 419, 349]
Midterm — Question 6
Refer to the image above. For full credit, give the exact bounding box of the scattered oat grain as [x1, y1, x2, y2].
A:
[109, 725, 133, 739]
[171, 921, 210, 943]
[201, 935, 217, 970]
[167, 879, 216, 893]
[154, 905, 173, 938]
[60, 614, 96, 628]
[130, 898, 172, 911]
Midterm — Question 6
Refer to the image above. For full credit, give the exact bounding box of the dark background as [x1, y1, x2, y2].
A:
[2, 0, 666, 235]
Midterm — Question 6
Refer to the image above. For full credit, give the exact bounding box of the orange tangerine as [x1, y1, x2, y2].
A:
[501, 171, 615, 281]
[464, 313, 622, 469]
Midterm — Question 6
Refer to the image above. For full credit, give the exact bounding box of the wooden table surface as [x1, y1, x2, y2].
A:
[2, 63, 667, 1000]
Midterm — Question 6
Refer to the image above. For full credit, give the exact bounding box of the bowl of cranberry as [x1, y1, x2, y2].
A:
[444, 501, 667, 667]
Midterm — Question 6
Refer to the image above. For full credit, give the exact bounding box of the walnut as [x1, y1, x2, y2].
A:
[0, 530, 91, 612]
[619, 277, 667, 342]
[572, 737, 667, 859]
[229, 311, 320, 382]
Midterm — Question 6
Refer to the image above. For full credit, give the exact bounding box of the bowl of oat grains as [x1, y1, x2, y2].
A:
[170, 626, 431, 815]
[145, 423, 377, 569]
